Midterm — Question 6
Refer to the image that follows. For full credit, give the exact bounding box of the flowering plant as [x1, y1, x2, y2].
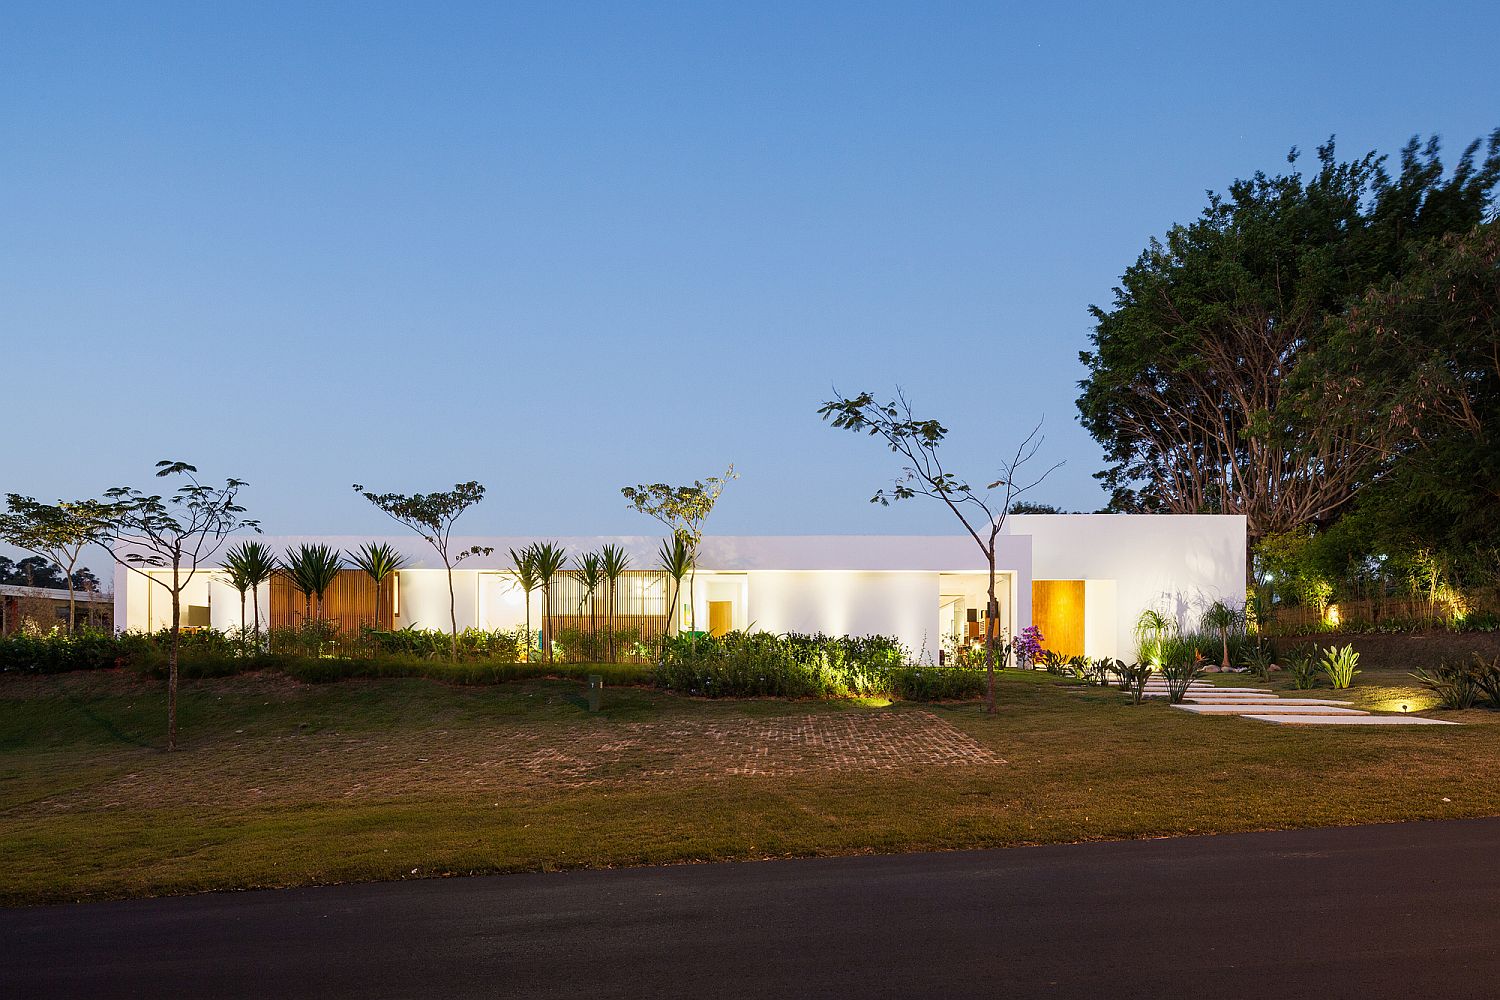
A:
[1014, 625, 1045, 666]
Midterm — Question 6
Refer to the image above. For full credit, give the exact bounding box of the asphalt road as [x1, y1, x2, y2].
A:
[4, 818, 1497, 999]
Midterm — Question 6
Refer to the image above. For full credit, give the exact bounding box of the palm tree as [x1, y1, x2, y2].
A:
[508, 545, 542, 660]
[599, 543, 631, 663]
[658, 533, 693, 639]
[529, 542, 567, 663]
[574, 551, 603, 660]
[284, 544, 344, 621]
[223, 540, 277, 649]
[349, 542, 407, 628]
[1133, 608, 1175, 666]
[1201, 601, 1241, 670]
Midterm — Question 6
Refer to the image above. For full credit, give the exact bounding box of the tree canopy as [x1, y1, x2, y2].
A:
[1078, 131, 1500, 582]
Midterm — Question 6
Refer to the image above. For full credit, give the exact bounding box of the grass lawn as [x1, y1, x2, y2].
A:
[1, 666, 1497, 906]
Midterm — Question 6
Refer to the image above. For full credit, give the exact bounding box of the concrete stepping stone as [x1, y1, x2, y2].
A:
[1187, 697, 1354, 706]
[1242, 714, 1458, 726]
[1171, 704, 1366, 716]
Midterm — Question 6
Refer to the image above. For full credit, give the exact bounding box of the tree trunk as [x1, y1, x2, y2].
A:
[445, 560, 458, 661]
[66, 575, 76, 634]
[1221, 629, 1230, 670]
[253, 585, 262, 651]
[168, 560, 181, 752]
[984, 549, 998, 714]
[543, 586, 553, 663]
[658, 573, 684, 669]
[524, 596, 532, 663]
[608, 581, 616, 663]
[239, 592, 247, 648]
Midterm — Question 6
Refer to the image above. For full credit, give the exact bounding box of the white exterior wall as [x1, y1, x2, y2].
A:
[107, 522, 1244, 666]
[745, 571, 940, 663]
[393, 570, 483, 632]
[1007, 514, 1246, 659]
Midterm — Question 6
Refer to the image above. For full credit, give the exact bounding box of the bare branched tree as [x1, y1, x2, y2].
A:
[820, 389, 1061, 713]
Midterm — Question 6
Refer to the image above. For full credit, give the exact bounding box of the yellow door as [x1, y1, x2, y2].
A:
[708, 601, 734, 637]
[1031, 580, 1086, 658]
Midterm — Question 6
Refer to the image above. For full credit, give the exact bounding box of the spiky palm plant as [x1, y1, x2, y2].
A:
[508, 546, 542, 661]
[599, 543, 631, 663]
[1201, 601, 1241, 670]
[1133, 608, 1176, 666]
[529, 541, 568, 663]
[222, 540, 277, 649]
[658, 533, 693, 635]
[349, 542, 408, 628]
[574, 551, 604, 658]
[284, 544, 344, 621]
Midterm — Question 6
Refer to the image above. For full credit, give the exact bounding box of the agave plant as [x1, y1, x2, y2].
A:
[529, 541, 568, 663]
[222, 540, 278, 649]
[1117, 660, 1154, 704]
[508, 545, 542, 661]
[1201, 601, 1242, 670]
[1283, 648, 1320, 690]
[1157, 638, 1205, 703]
[349, 542, 407, 628]
[1240, 640, 1274, 681]
[599, 543, 631, 663]
[574, 551, 604, 652]
[283, 543, 344, 621]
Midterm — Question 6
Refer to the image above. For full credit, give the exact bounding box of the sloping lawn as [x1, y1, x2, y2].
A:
[1, 667, 1495, 906]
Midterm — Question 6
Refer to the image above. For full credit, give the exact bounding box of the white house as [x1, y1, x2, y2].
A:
[113, 514, 1246, 663]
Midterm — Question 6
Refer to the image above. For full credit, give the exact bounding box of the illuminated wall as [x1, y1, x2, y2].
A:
[746, 571, 941, 663]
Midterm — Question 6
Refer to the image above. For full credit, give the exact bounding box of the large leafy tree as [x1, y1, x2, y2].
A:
[96, 461, 259, 751]
[1295, 219, 1500, 586]
[353, 481, 493, 659]
[0, 496, 111, 632]
[819, 390, 1060, 714]
[1078, 133, 1500, 578]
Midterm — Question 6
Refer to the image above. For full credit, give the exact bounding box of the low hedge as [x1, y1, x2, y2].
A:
[2, 627, 982, 701]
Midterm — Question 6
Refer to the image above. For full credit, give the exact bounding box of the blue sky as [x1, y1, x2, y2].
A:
[4, 2, 1498, 547]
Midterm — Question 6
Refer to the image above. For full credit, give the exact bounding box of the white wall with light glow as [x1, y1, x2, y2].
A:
[745, 570, 941, 663]
[1007, 514, 1247, 658]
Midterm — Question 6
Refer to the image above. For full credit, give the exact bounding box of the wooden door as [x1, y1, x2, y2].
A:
[708, 601, 734, 637]
[1031, 580, 1086, 658]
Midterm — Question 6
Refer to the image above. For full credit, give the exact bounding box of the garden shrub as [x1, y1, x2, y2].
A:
[1319, 643, 1361, 689]
[1414, 655, 1500, 710]
[655, 630, 977, 701]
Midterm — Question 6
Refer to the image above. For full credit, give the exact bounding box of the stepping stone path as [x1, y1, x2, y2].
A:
[1138, 680, 1457, 726]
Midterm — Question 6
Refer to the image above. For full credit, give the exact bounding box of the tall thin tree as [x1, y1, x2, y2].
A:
[574, 551, 604, 660]
[508, 545, 542, 661]
[222, 540, 277, 649]
[599, 543, 632, 663]
[95, 461, 259, 750]
[529, 542, 567, 664]
[349, 541, 408, 629]
[352, 482, 493, 660]
[820, 390, 1060, 713]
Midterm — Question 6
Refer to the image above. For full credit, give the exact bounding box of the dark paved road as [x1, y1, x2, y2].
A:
[4, 818, 1497, 999]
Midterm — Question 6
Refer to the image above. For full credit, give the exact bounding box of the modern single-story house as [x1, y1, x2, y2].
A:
[112, 514, 1246, 662]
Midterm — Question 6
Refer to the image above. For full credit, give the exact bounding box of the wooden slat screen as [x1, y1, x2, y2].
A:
[269, 569, 394, 634]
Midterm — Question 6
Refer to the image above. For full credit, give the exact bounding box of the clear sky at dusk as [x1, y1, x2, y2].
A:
[4, 2, 1498, 544]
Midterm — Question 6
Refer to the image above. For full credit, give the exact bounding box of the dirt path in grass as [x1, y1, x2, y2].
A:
[9, 710, 1004, 816]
